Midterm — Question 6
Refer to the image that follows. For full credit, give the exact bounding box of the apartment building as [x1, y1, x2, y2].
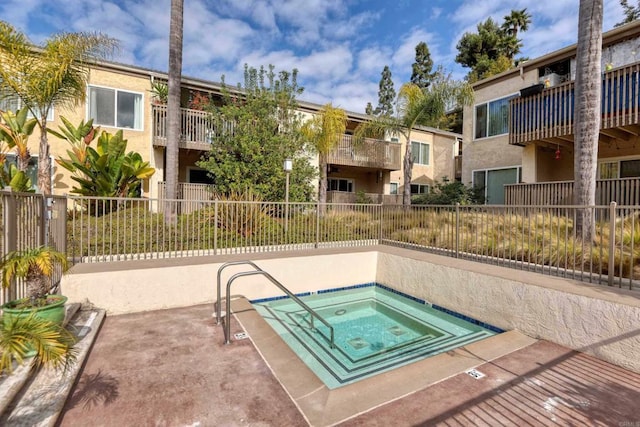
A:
[462, 20, 640, 205]
[2, 60, 461, 203]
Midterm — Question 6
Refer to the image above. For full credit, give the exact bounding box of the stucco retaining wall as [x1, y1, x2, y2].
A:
[376, 249, 640, 374]
[61, 246, 640, 373]
[61, 250, 378, 315]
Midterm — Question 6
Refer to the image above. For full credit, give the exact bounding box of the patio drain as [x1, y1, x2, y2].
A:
[465, 368, 486, 379]
[234, 332, 249, 340]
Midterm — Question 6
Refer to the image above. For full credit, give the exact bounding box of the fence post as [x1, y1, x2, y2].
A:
[43, 195, 53, 248]
[214, 199, 218, 256]
[2, 191, 17, 300]
[315, 202, 321, 249]
[608, 201, 616, 286]
[378, 204, 384, 244]
[455, 202, 460, 258]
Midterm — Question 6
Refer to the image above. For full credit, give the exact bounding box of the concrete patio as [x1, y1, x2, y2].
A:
[58, 303, 640, 426]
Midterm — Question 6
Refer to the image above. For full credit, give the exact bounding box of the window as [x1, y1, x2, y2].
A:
[88, 86, 143, 130]
[390, 182, 398, 195]
[328, 178, 353, 192]
[411, 141, 430, 165]
[0, 89, 54, 121]
[474, 95, 517, 139]
[188, 168, 214, 184]
[473, 166, 521, 204]
[410, 184, 429, 195]
[599, 158, 640, 179]
[4, 154, 39, 190]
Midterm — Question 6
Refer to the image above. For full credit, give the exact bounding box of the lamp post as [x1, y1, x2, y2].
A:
[283, 159, 292, 233]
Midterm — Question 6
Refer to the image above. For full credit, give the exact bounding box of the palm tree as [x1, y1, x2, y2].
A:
[502, 9, 532, 39]
[0, 246, 69, 304]
[301, 104, 347, 205]
[0, 21, 116, 195]
[573, 0, 603, 242]
[165, 0, 184, 225]
[355, 74, 473, 205]
[1, 312, 76, 374]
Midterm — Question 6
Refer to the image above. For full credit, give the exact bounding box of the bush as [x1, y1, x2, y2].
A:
[412, 177, 484, 205]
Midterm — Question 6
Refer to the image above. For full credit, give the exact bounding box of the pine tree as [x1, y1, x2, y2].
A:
[410, 42, 435, 91]
[375, 66, 395, 117]
[365, 102, 373, 115]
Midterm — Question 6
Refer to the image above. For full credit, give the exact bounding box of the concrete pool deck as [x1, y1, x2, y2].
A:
[58, 303, 640, 426]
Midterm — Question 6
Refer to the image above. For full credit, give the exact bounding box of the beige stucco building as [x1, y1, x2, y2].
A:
[463, 20, 640, 205]
[2, 60, 461, 203]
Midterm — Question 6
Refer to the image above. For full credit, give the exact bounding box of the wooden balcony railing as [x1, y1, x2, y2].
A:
[327, 135, 402, 170]
[504, 177, 640, 206]
[509, 62, 640, 146]
[153, 105, 234, 151]
[153, 106, 401, 170]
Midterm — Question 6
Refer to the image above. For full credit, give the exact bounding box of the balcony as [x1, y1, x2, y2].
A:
[504, 177, 640, 206]
[327, 134, 401, 170]
[509, 62, 640, 147]
[152, 105, 220, 151]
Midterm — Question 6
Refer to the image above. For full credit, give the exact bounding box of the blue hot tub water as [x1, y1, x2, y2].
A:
[252, 285, 500, 389]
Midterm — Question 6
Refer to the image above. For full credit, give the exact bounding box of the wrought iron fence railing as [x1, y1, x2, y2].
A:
[1, 192, 638, 305]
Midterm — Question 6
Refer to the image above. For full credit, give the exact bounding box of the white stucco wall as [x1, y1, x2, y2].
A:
[375, 250, 640, 374]
[61, 250, 378, 315]
[61, 246, 640, 374]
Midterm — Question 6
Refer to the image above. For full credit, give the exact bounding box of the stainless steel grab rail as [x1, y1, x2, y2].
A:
[216, 260, 261, 324]
[216, 262, 335, 349]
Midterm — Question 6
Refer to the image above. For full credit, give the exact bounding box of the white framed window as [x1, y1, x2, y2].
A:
[598, 157, 640, 179]
[411, 141, 430, 165]
[389, 182, 399, 195]
[474, 94, 518, 139]
[410, 184, 429, 195]
[88, 85, 143, 130]
[0, 89, 54, 121]
[328, 178, 353, 192]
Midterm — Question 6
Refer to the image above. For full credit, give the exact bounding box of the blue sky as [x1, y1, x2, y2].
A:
[0, 0, 628, 113]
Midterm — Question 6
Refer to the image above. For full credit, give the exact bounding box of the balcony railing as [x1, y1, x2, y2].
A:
[153, 105, 234, 151]
[510, 62, 640, 146]
[158, 182, 215, 214]
[504, 177, 640, 206]
[152, 106, 401, 170]
[327, 135, 401, 170]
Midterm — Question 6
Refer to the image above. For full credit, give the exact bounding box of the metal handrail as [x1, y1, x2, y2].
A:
[218, 266, 335, 348]
[216, 260, 262, 324]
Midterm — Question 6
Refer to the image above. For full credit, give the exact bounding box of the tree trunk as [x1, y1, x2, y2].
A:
[37, 118, 52, 195]
[165, 0, 184, 224]
[573, 0, 603, 242]
[319, 155, 327, 205]
[402, 134, 413, 206]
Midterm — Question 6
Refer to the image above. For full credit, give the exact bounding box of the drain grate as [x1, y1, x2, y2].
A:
[465, 368, 486, 379]
[234, 332, 249, 340]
